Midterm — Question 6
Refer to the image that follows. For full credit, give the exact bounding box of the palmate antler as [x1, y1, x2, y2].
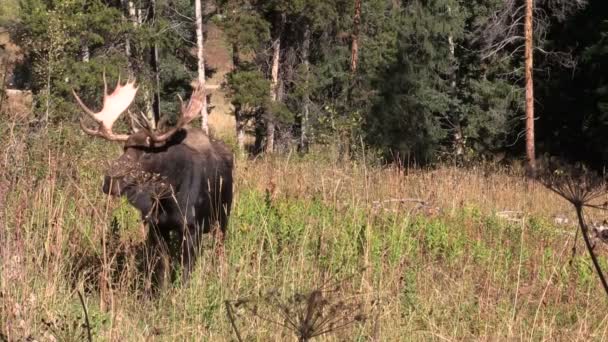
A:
[73, 73, 138, 141]
[73, 74, 205, 143]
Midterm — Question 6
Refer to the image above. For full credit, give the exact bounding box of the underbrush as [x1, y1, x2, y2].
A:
[2, 125, 608, 341]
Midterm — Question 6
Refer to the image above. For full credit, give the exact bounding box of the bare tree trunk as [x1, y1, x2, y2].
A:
[150, 0, 161, 126]
[525, 0, 536, 170]
[266, 14, 285, 154]
[120, 0, 135, 69]
[195, 0, 209, 134]
[300, 25, 311, 152]
[351, 0, 362, 73]
[151, 44, 161, 125]
[235, 106, 245, 150]
[128, 0, 136, 28]
[81, 46, 90, 63]
[447, 6, 464, 158]
[133, 7, 155, 128]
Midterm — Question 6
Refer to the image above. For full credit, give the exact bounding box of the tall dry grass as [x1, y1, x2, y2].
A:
[2, 122, 608, 341]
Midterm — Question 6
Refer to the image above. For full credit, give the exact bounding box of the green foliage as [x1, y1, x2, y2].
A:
[9, 0, 605, 165]
[217, 9, 270, 54]
[17, 0, 128, 120]
[363, 0, 521, 163]
[226, 68, 269, 109]
[0, 0, 19, 25]
[364, 0, 456, 162]
[14, 0, 198, 126]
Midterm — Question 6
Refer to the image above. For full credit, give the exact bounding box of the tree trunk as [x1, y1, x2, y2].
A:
[195, 0, 209, 134]
[151, 44, 161, 125]
[447, 6, 464, 158]
[266, 120, 275, 154]
[300, 25, 311, 152]
[266, 14, 285, 154]
[121, 0, 136, 72]
[135, 6, 154, 127]
[525, 0, 536, 170]
[235, 104, 245, 150]
[149, 0, 161, 126]
[81, 46, 90, 63]
[351, 0, 362, 73]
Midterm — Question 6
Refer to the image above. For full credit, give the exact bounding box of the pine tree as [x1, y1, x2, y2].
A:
[364, 0, 522, 163]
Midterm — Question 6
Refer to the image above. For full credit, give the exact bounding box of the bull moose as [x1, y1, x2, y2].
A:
[73, 75, 233, 288]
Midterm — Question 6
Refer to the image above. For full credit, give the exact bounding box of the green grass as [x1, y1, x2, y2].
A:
[0, 0, 19, 26]
[2, 125, 608, 341]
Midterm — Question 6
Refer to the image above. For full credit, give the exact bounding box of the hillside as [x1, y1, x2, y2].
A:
[204, 22, 236, 138]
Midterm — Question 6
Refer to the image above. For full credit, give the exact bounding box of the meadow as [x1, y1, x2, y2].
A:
[2, 122, 608, 341]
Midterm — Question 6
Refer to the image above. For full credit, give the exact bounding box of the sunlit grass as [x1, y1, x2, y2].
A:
[2, 124, 608, 341]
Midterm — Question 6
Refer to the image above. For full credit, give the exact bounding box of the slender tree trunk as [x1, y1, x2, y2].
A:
[120, 0, 135, 70]
[235, 105, 245, 150]
[133, 7, 155, 128]
[300, 25, 311, 152]
[195, 0, 209, 134]
[81, 46, 90, 63]
[525, 0, 536, 170]
[151, 45, 161, 125]
[150, 0, 161, 126]
[351, 0, 362, 73]
[447, 6, 464, 158]
[266, 14, 285, 154]
[128, 0, 136, 21]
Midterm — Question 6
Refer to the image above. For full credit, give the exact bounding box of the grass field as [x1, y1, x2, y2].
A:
[0, 0, 19, 26]
[3, 122, 608, 341]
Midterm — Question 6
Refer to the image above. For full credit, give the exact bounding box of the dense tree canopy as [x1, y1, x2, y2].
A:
[2, 0, 607, 167]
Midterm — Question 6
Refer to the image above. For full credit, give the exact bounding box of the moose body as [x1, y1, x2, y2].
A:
[73, 76, 233, 288]
[104, 129, 233, 281]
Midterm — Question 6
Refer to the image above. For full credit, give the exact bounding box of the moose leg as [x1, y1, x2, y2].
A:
[145, 225, 171, 292]
[179, 224, 201, 283]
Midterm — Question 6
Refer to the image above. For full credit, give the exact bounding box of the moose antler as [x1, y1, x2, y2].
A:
[142, 81, 206, 143]
[72, 73, 138, 141]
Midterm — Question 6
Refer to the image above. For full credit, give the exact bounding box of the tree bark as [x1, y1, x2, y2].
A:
[447, 6, 464, 158]
[525, 0, 536, 170]
[81, 46, 90, 63]
[300, 25, 311, 152]
[266, 14, 285, 154]
[121, 0, 136, 71]
[134, 6, 154, 128]
[351, 0, 362, 73]
[195, 0, 209, 134]
[149, 0, 161, 126]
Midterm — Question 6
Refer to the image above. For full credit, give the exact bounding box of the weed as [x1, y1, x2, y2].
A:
[226, 273, 369, 341]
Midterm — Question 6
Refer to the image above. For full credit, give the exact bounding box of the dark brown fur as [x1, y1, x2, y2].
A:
[103, 127, 233, 289]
